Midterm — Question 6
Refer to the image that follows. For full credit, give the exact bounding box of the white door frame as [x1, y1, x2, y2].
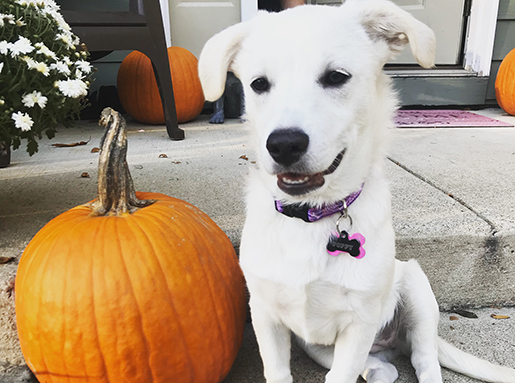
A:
[240, 0, 500, 76]
[464, 0, 500, 76]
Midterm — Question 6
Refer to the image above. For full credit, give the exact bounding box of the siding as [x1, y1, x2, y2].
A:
[487, 0, 515, 104]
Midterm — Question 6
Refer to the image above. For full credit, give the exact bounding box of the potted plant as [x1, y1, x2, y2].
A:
[0, 0, 93, 163]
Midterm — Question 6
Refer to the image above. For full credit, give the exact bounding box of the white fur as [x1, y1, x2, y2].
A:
[199, 1, 515, 382]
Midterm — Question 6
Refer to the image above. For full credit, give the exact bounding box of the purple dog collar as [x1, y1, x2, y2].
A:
[274, 184, 364, 223]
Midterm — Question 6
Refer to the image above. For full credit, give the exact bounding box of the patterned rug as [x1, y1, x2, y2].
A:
[395, 110, 513, 128]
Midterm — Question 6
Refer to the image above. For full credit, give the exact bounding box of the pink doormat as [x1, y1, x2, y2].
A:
[395, 110, 513, 128]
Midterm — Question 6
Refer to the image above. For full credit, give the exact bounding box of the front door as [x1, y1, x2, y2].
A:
[169, 0, 241, 58]
[391, 0, 466, 65]
[312, 0, 467, 65]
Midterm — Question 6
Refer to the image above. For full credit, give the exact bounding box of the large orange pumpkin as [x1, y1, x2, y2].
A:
[15, 108, 246, 383]
[117, 47, 205, 124]
[495, 47, 515, 115]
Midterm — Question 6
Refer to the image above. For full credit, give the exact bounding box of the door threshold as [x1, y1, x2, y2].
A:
[385, 68, 478, 78]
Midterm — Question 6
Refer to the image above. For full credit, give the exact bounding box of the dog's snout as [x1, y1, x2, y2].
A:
[266, 129, 309, 167]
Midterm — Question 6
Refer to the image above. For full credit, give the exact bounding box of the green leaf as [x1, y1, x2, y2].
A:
[12, 137, 21, 150]
[27, 139, 38, 156]
[45, 129, 55, 139]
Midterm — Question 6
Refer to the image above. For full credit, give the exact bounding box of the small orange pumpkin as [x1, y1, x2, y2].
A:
[117, 47, 205, 124]
[495, 47, 515, 115]
[15, 109, 246, 383]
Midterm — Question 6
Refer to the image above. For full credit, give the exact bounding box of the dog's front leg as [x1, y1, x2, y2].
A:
[251, 305, 293, 383]
[325, 321, 378, 383]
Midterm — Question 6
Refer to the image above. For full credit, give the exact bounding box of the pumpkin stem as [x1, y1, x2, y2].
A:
[88, 108, 155, 216]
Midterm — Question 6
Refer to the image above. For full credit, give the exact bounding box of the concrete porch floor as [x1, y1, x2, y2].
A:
[1, 108, 515, 382]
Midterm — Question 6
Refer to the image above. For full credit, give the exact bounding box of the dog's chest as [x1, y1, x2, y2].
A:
[254, 278, 369, 345]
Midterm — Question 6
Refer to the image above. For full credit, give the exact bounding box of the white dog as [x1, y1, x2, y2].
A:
[199, 1, 515, 382]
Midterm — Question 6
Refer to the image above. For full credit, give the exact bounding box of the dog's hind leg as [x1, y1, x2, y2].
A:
[294, 335, 334, 369]
[325, 320, 381, 383]
[399, 260, 443, 383]
[362, 354, 399, 383]
[296, 337, 399, 383]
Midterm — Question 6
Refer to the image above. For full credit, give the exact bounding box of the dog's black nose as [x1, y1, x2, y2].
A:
[266, 129, 309, 167]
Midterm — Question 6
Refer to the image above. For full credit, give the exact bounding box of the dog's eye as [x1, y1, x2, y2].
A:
[321, 70, 351, 88]
[250, 77, 271, 93]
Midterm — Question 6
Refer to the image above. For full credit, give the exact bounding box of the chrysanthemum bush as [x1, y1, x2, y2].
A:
[0, 0, 93, 155]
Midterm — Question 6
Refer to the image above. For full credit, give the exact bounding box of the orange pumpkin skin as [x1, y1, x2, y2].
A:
[496, 48, 515, 115]
[117, 47, 205, 124]
[15, 192, 246, 383]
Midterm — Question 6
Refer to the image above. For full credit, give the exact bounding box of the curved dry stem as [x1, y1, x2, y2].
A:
[88, 108, 155, 216]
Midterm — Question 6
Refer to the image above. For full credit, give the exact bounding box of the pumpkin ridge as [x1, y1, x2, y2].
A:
[66, 216, 107, 381]
[153, 207, 229, 381]
[122, 213, 201, 381]
[17, 210, 88, 283]
[60, 216, 97, 381]
[168, 209, 232, 380]
[17, 221, 62, 379]
[30, 226, 61, 380]
[191, 229, 245, 368]
[77, 215, 110, 382]
[137, 53, 153, 123]
[113, 218, 155, 382]
[127, 213, 198, 381]
[179, 209, 244, 341]
[97, 217, 128, 381]
[121, 215, 169, 380]
[185, 56, 198, 120]
[59, 228, 71, 381]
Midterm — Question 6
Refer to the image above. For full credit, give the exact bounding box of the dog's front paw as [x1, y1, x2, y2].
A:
[266, 376, 293, 383]
[417, 370, 443, 383]
[265, 371, 293, 383]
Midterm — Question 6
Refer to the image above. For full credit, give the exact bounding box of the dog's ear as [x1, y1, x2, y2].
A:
[346, 0, 436, 68]
[198, 22, 250, 101]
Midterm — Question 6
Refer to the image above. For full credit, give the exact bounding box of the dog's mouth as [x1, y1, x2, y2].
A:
[277, 149, 346, 196]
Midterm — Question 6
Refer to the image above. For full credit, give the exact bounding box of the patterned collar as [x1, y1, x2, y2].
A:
[274, 184, 364, 223]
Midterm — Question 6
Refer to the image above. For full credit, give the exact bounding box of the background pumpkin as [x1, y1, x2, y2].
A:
[117, 47, 205, 124]
[15, 108, 246, 383]
[495, 47, 515, 116]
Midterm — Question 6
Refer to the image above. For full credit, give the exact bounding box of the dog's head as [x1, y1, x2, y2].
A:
[199, 0, 435, 203]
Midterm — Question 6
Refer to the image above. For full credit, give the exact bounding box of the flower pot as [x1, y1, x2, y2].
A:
[0, 142, 11, 168]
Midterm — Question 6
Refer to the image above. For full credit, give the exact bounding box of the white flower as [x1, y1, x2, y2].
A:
[56, 79, 88, 98]
[50, 61, 70, 75]
[35, 42, 56, 60]
[74, 68, 85, 80]
[22, 91, 48, 108]
[56, 32, 75, 49]
[0, 40, 12, 54]
[11, 111, 34, 131]
[41, 0, 60, 12]
[23, 56, 36, 68]
[25, 59, 50, 76]
[0, 14, 16, 27]
[75, 60, 92, 74]
[24, 56, 51, 76]
[9, 36, 34, 57]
